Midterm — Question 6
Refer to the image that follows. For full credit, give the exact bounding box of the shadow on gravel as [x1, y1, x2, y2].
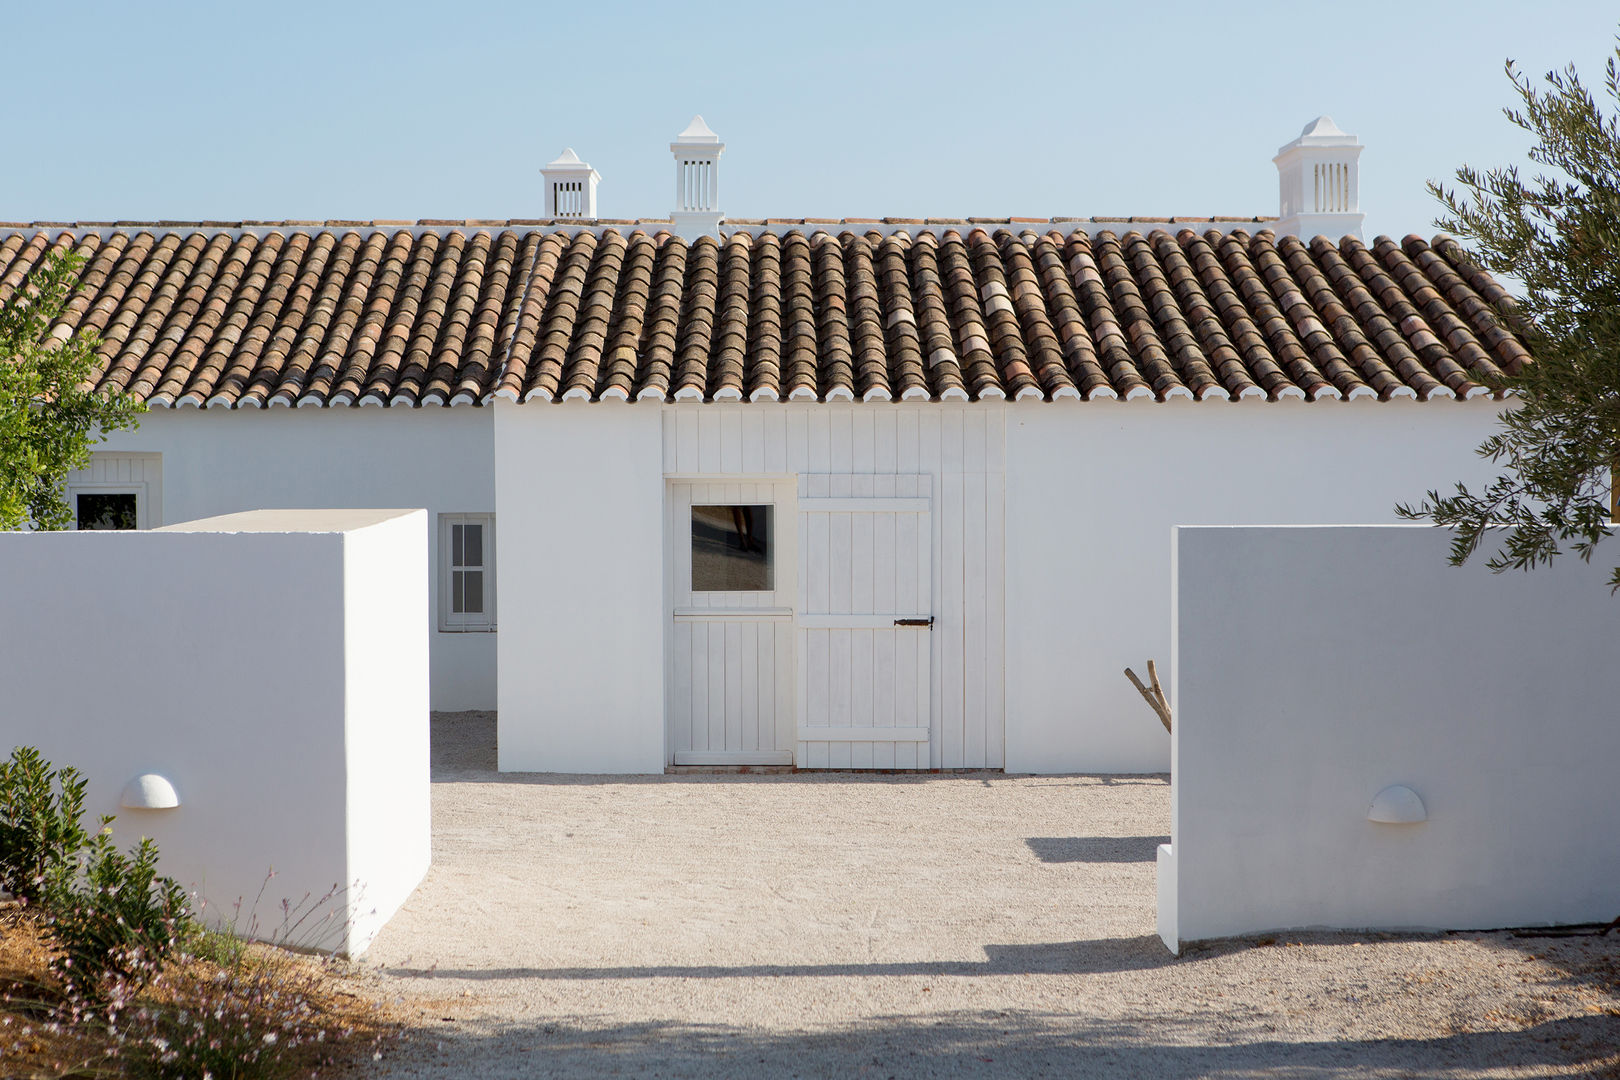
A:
[384, 1011, 1620, 1079]
[1025, 836, 1169, 863]
[382, 934, 1200, 981]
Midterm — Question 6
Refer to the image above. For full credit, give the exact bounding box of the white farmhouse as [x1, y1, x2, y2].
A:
[3, 117, 1519, 774]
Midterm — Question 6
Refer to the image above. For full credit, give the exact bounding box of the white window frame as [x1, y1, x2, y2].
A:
[63, 451, 162, 530]
[67, 481, 150, 530]
[438, 513, 496, 632]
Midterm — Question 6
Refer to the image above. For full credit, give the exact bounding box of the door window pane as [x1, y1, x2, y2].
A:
[692, 505, 772, 591]
[76, 493, 138, 530]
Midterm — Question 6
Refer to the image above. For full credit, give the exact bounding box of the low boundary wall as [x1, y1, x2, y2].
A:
[0, 509, 430, 956]
[1161, 525, 1620, 953]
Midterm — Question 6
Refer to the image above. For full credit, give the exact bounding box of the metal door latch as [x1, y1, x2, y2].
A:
[892, 616, 934, 628]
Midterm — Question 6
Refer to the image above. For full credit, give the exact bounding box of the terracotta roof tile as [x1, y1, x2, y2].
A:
[0, 224, 1525, 406]
[742, 232, 781, 401]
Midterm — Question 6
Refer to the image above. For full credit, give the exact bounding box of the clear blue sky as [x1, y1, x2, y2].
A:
[5, 0, 1616, 242]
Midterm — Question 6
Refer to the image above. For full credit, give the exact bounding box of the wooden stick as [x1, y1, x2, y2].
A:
[1125, 666, 1173, 733]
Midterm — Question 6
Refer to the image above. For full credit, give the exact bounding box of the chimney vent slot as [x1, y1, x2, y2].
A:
[670, 115, 725, 239]
[541, 149, 600, 219]
[1274, 116, 1363, 239]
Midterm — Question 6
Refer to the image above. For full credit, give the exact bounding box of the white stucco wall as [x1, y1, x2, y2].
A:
[0, 509, 431, 955]
[339, 511, 433, 952]
[94, 408, 495, 710]
[1163, 525, 1620, 951]
[493, 402, 666, 772]
[1002, 398, 1508, 773]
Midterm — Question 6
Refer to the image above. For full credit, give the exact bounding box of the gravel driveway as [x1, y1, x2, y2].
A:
[362, 714, 1620, 1078]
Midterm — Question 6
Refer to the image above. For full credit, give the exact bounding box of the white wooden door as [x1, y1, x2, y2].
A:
[797, 474, 933, 769]
[666, 480, 797, 766]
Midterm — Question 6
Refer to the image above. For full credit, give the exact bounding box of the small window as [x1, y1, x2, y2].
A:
[64, 452, 159, 530]
[440, 513, 496, 631]
[692, 505, 773, 591]
[76, 492, 139, 530]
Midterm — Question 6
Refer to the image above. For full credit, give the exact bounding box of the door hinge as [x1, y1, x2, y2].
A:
[893, 616, 934, 628]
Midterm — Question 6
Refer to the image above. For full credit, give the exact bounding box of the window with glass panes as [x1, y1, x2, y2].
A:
[439, 513, 495, 631]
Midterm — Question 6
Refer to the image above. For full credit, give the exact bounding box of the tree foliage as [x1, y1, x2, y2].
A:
[1399, 41, 1620, 590]
[0, 249, 143, 530]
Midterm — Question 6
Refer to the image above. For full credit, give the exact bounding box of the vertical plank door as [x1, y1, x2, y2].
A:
[667, 480, 796, 766]
[797, 474, 933, 769]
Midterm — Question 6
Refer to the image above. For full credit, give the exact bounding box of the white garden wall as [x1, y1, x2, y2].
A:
[0, 509, 431, 956]
[1162, 524, 1620, 952]
[91, 408, 495, 710]
[1002, 398, 1507, 773]
[493, 402, 667, 772]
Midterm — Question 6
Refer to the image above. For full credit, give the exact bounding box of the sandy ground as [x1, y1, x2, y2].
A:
[361, 713, 1620, 1078]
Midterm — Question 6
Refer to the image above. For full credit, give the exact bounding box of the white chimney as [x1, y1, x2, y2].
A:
[1272, 116, 1363, 240]
[670, 115, 724, 239]
[542, 148, 599, 219]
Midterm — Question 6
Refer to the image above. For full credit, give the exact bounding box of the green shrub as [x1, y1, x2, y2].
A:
[0, 746, 191, 1005]
[48, 830, 190, 1006]
[0, 746, 96, 907]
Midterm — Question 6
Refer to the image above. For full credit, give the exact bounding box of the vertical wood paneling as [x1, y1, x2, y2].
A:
[707, 622, 726, 751]
[852, 408, 875, 473]
[677, 407, 699, 473]
[874, 510, 896, 615]
[798, 485, 932, 770]
[985, 406, 1006, 473]
[691, 623, 709, 750]
[875, 411, 898, 475]
[830, 408, 853, 473]
[763, 408, 787, 474]
[917, 410, 943, 768]
[724, 621, 743, 750]
[720, 408, 743, 473]
[913, 498, 931, 770]
[667, 473, 796, 764]
[830, 510, 852, 613]
[806, 628, 828, 768]
[774, 623, 794, 752]
[674, 482, 691, 595]
[963, 412, 989, 769]
[672, 620, 692, 759]
[809, 409, 831, 473]
[663, 403, 1005, 772]
[963, 467, 988, 769]
[897, 408, 920, 475]
[939, 408, 965, 770]
[697, 412, 720, 472]
[872, 630, 895, 769]
[742, 409, 765, 475]
[850, 628, 873, 768]
[787, 408, 808, 474]
[985, 467, 1006, 769]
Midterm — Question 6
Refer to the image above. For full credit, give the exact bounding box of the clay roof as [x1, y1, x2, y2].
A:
[0, 223, 1526, 407]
